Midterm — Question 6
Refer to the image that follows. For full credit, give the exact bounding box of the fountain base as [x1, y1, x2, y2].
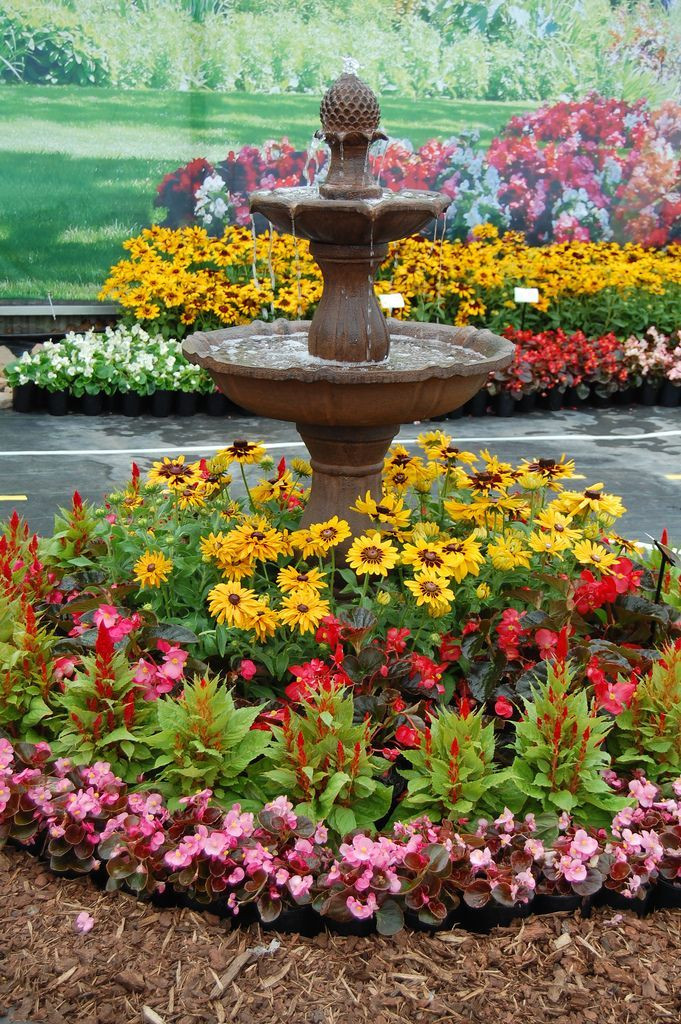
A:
[297, 422, 399, 544]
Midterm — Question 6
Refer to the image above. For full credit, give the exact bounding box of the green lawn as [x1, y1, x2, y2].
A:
[0, 85, 531, 300]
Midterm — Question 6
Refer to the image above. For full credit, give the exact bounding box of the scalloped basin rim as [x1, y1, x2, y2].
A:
[249, 186, 451, 216]
[183, 318, 514, 385]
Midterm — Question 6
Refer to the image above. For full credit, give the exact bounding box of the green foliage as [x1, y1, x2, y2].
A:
[0, 598, 55, 735]
[506, 659, 630, 826]
[398, 705, 505, 821]
[148, 674, 271, 807]
[1, 1, 109, 85]
[52, 626, 155, 779]
[262, 686, 392, 835]
[610, 643, 681, 782]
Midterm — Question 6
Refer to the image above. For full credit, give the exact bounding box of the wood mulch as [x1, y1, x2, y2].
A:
[1, 849, 679, 1024]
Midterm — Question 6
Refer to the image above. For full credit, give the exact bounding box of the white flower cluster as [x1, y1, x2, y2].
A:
[194, 173, 234, 228]
[5, 324, 213, 396]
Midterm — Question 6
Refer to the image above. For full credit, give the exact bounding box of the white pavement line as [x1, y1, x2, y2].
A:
[0, 426, 680, 458]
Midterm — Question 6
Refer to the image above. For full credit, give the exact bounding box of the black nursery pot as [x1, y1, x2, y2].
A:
[81, 392, 104, 416]
[640, 379, 660, 406]
[495, 392, 515, 417]
[461, 898, 534, 934]
[534, 892, 583, 916]
[11, 382, 34, 412]
[205, 391, 229, 417]
[325, 915, 376, 937]
[465, 391, 488, 417]
[518, 393, 537, 414]
[404, 907, 461, 933]
[654, 878, 681, 910]
[181, 893, 234, 920]
[121, 392, 143, 417]
[659, 381, 681, 408]
[176, 392, 197, 416]
[260, 906, 322, 938]
[590, 391, 610, 409]
[600, 887, 652, 917]
[150, 389, 175, 417]
[47, 390, 69, 416]
[564, 385, 585, 407]
[543, 388, 563, 411]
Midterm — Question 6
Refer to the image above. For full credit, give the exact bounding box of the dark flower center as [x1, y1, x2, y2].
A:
[228, 593, 241, 605]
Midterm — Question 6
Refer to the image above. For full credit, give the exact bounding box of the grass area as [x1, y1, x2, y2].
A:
[0, 85, 532, 300]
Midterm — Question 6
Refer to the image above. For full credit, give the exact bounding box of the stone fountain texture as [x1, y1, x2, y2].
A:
[183, 66, 514, 546]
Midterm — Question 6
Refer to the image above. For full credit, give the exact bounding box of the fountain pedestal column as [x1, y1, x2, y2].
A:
[296, 422, 399, 545]
[308, 243, 390, 362]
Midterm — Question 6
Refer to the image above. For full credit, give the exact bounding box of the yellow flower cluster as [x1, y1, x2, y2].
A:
[119, 435, 632, 634]
[99, 223, 681, 329]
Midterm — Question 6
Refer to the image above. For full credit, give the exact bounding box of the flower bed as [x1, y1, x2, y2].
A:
[99, 224, 681, 340]
[155, 95, 681, 247]
[1, 435, 680, 932]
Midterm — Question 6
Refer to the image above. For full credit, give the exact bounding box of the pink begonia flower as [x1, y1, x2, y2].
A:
[494, 808, 515, 833]
[227, 893, 239, 915]
[203, 833, 230, 858]
[524, 838, 545, 861]
[629, 778, 658, 807]
[275, 868, 290, 886]
[134, 659, 156, 684]
[74, 912, 94, 934]
[239, 658, 257, 680]
[347, 893, 378, 920]
[673, 779, 681, 798]
[559, 856, 587, 883]
[158, 646, 189, 681]
[339, 834, 377, 866]
[516, 869, 536, 889]
[93, 605, 119, 630]
[0, 738, 13, 770]
[165, 848, 192, 869]
[228, 867, 245, 885]
[524, 813, 537, 833]
[314, 824, 328, 844]
[0, 784, 11, 813]
[224, 807, 254, 838]
[469, 847, 493, 870]
[569, 829, 599, 860]
[289, 874, 313, 899]
[558, 812, 571, 831]
[263, 796, 297, 829]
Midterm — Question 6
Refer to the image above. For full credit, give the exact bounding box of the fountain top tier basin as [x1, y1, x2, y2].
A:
[250, 187, 449, 247]
[183, 318, 514, 426]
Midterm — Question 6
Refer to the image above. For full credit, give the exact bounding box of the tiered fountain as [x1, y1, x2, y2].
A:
[183, 62, 514, 548]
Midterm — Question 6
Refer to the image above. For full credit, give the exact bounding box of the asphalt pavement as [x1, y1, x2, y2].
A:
[0, 405, 679, 541]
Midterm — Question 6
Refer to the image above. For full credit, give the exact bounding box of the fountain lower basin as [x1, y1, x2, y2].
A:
[183, 318, 513, 427]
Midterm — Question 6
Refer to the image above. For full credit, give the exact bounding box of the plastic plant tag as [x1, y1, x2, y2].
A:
[514, 287, 539, 303]
[380, 292, 405, 312]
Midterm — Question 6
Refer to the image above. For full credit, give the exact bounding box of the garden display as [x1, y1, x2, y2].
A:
[155, 93, 681, 248]
[2, 65, 681, 948]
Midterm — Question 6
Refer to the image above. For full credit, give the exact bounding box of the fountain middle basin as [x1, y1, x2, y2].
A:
[184, 317, 513, 534]
[183, 317, 512, 426]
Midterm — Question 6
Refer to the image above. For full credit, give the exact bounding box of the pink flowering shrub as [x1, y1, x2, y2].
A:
[152, 95, 680, 246]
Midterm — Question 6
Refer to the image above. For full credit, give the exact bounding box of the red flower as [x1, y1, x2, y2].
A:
[593, 676, 638, 715]
[439, 633, 462, 662]
[496, 608, 529, 661]
[386, 627, 410, 655]
[494, 696, 514, 719]
[315, 615, 343, 648]
[409, 653, 445, 694]
[395, 724, 421, 748]
[535, 628, 559, 659]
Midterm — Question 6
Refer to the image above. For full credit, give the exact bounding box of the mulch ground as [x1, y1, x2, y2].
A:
[1, 849, 680, 1024]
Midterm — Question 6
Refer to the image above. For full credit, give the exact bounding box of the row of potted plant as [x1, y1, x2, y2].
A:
[7, 324, 680, 417]
[156, 93, 681, 248]
[3, 735, 681, 936]
[5, 326, 228, 417]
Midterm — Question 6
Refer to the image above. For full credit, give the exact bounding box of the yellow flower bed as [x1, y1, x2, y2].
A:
[99, 223, 681, 335]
